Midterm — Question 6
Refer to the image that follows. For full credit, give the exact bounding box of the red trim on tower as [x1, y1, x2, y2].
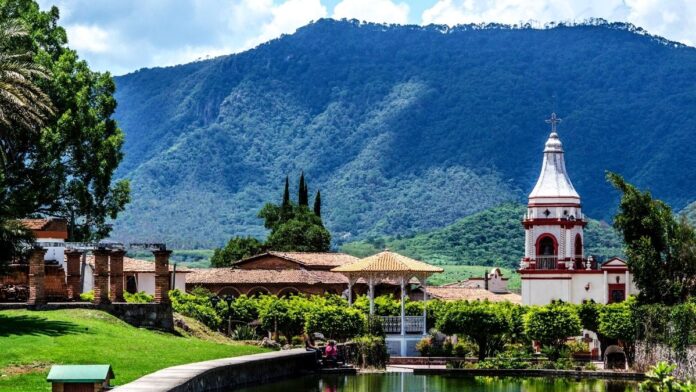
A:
[523, 219, 587, 229]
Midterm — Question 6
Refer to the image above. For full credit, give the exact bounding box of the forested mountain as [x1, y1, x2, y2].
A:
[340, 204, 623, 269]
[111, 19, 696, 248]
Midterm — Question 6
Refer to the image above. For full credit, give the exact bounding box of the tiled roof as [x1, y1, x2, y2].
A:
[332, 251, 444, 274]
[235, 252, 358, 268]
[21, 219, 52, 230]
[427, 286, 521, 303]
[186, 268, 348, 285]
[83, 255, 191, 273]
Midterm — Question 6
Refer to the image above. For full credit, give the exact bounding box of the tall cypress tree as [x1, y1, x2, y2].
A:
[282, 176, 290, 208]
[298, 172, 308, 206]
[313, 190, 322, 217]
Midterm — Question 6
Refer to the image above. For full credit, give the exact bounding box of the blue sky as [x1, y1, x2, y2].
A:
[36, 0, 696, 75]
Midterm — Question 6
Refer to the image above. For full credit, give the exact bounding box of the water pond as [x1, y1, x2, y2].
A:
[234, 373, 640, 392]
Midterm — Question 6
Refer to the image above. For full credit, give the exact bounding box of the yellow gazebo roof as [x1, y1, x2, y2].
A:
[331, 250, 443, 274]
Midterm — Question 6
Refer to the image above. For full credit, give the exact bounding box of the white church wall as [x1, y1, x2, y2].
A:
[569, 274, 605, 303]
[522, 278, 571, 305]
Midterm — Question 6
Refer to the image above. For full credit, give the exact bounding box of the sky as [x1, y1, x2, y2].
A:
[36, 0, 696, 76]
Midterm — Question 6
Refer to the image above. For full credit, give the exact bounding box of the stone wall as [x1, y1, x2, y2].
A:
[113, 349, 318, 392]
[0, 302, 174, 331]
[634, 341, 696, 380]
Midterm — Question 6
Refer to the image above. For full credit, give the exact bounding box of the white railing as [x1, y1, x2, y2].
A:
[380, 316, 425, 334]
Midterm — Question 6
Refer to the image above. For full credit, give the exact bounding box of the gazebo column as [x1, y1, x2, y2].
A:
[347, 275, 353, 306]
[400, 276, 407, 356]
[422, 274, 428, 335]
[368, 275, 375, 315]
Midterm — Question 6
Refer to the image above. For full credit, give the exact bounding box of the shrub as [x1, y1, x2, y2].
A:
[79, 291, 94, 302]
[438, 302, 510, 360]
[416, 337, 432, 356]
[259, 297, 305, 340]
[124, 291, 153, 303]
[231, 325, 258, 341]
[169, 289, 221, 330]
[291, 335, 304, 346]
[524, 303, 581, 361]
[350, 335, 389, 369]
[305, 305, 366, 341]
[365, 314, 385, 337]
[598, 300, 637, 365]
[453, 341, 473, 357]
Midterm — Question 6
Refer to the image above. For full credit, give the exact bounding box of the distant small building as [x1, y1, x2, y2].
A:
[83, 255, 189, 295]
[47, 364, 114, 392]
[426, 268, 521, 303]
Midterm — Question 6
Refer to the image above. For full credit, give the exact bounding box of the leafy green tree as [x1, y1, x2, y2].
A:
[259, 297, 305, 341]
[211, 236, 264, 267]
[0, 1, 129, 241]
[305, 305, 366, 341]
[598, 300, 637, 365]
[265, 210, 331, 251]
[438, 302, 510, 360]
[524, 303, 582, 360]
[607, 172, 696, 304]
[313, 190, 321, 217]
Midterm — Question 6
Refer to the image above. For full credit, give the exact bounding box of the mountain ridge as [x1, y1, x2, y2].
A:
[111, 19, 696, 248]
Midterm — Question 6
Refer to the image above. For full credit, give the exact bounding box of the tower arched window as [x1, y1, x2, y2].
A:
[538, 236, 556, 256]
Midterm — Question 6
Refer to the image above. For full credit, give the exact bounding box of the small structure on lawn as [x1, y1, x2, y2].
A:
[331, 249, 443, 356]
[47, 364, 114, 392]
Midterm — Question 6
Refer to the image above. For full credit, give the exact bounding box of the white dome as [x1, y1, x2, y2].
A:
[529, 131, 580, 200]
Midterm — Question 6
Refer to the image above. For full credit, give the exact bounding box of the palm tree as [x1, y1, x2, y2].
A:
[0, 20, 52, 267]
[0, 20, 54, 165]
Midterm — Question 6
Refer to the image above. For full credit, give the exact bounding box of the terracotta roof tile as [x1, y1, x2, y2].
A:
[82, 255, 190, 273]
[332, 250, 444, 274]
[267, 251, 359, 267]
[186, 268, 348, 285]
[427, 287, 521, 303]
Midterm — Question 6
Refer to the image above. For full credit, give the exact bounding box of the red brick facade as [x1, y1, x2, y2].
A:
[27, 248, 47, 305]
[65, 249, 82, 300]
[93, 249, 111, 304]
[153, 250, 172, 304]
[109, 250, 126, 302]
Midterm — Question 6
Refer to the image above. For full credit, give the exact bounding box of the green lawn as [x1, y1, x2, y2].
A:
[0, 309, 266, 391]
[427, 265, 520, 292]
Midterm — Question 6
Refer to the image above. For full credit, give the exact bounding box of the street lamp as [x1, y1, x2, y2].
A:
[224, 294, 235, 335]
[209, 294, 236, 336]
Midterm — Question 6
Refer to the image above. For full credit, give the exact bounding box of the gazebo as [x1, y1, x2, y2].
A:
[331, 249, 443, 356]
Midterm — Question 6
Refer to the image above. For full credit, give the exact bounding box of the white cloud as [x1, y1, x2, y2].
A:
[422, 0, 628, 26]
[248, 0, 327, 48]
[333, 0, 410, 24]
[421, 0, 696, 47]
[65, 24, 111, 54]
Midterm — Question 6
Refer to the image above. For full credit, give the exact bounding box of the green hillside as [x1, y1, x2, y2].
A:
[112, 19, 696, 247]
[341, 204, 623, 269]
[0, 309, 265, 391]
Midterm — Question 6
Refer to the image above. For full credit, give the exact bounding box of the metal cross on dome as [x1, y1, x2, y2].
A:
[545, 112, 562, 133]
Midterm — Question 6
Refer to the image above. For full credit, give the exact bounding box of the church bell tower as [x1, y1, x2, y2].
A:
[521, 113, 587, 270]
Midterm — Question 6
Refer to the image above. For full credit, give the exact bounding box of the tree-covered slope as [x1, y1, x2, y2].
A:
[341, 204, 623, 269]
[111, 19, 696, 248]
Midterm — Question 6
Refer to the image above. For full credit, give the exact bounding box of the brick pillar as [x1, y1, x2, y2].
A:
[153, 250, 172, 304]
[109, 250, 126, 302]
[93, 249, 111, 304]
[28, 247, 47, 305]
[64, 249, 83, 300]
